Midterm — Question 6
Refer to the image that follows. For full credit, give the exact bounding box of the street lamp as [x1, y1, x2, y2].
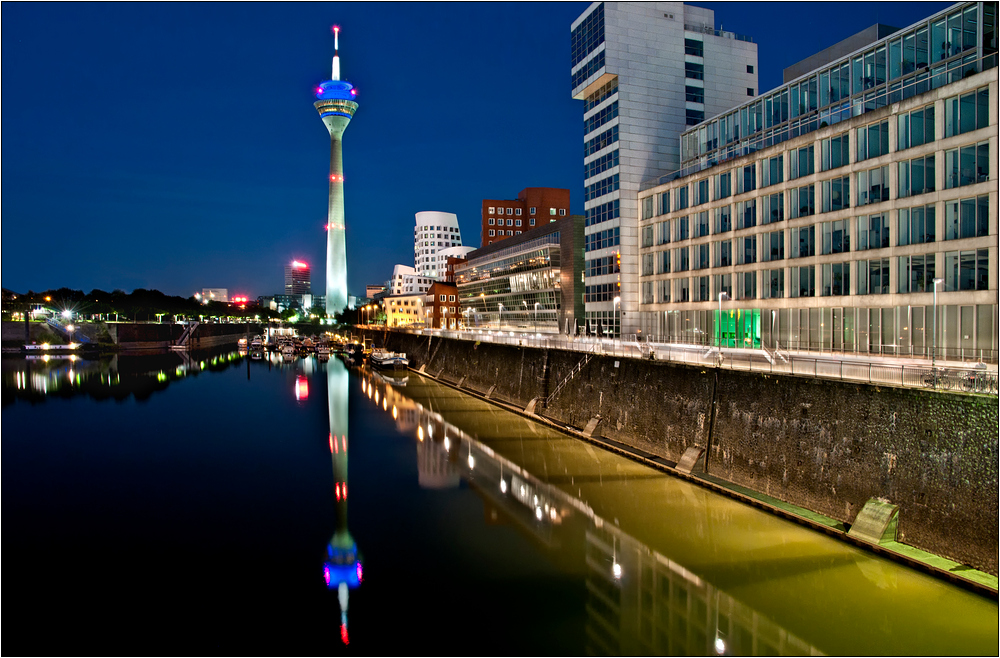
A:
[613, 296, 621, 339]
[522, 300, 528, 331]
[718, 292, 730, 351]
[932, 277, 943, 374]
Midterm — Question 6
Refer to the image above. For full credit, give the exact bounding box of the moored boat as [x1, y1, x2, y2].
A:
[369, 348, 408, 370]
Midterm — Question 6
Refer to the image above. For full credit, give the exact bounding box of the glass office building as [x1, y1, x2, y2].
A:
[637, 2, 997, 361]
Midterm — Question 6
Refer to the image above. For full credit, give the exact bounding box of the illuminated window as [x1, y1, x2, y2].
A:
[488, 206, 495, 214]
[549, 208, 557, 216]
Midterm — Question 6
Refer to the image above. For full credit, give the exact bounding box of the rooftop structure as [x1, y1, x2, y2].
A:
[656, 1, 997, 188]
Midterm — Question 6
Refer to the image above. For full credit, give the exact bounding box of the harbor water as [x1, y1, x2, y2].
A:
[2, 349, 996, 655]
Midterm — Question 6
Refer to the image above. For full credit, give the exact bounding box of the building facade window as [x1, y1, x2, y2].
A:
[762, 192, 784, 224]
[898, 254, 937, 293]
[685, 62, 704, 80]
[821, 262, 850, 296]
[945, 141, 989, 188]
[821, 131, 850, 170]
[715, 171, 732, 200]
[944, 248, 989, 291]
[944, 86, 990, 137]
[790, 185, 815, 218]
[822, 175, 850, 212]
[684, 38, 704, 57]
[791, 225, 815, 258]
[736, 199, 757, 229]
[694, 178, 709, 206]
[790, 145, 815, 179]
[857, 213, 889, 250]
[898, 204, 936, 245]
[857, 258, 890, 295]
[737, 164, 757, 194]
[762, 155, 783, 187]
[945, 195, 989, 240]
[821, 219, 850, 254]
[714, 205, 732, 234]
[791, 265, 816, 297]
[897, 104, 935, 150]
[857, 164, 891, 205]
[762, 230, 785, 262]
[856, 120, 889, 161]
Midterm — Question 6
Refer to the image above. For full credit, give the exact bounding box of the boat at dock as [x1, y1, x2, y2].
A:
[368, 348, 408, 370]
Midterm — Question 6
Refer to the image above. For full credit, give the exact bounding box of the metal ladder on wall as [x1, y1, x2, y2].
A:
[175, 321, 199, 347]
[545, 352, 594, 406]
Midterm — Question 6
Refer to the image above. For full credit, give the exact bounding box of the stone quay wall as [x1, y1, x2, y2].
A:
[366, 330, 999, 575]
[2, 321, 255, 350]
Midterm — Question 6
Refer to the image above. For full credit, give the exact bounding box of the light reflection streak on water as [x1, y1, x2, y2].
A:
[2, 348, 247, 400]
[356, 367, 997, 657]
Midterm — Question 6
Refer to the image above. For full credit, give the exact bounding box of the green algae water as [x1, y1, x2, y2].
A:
[3, 350, 997, 655]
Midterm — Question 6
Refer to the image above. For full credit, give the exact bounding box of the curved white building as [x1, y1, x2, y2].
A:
[413, 211, 464, 279]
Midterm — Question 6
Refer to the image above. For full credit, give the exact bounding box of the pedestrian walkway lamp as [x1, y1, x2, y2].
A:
[718, 292, 729, 350]
[932, 277, 943, 373]
[613, 296, 621, 339]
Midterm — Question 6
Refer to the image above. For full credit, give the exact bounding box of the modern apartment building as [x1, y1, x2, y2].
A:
[388, 264, 434, 296]
[481, 188, 570, 247]
[455, 214, 585, 334]
[637, 1, 997, 360]
[572, 2, 758, 335]
[413, 211, 465, 280]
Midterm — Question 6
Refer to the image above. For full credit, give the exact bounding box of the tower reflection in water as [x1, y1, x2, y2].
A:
[323, 358, 361, 645]
[360, 370, 822, 657]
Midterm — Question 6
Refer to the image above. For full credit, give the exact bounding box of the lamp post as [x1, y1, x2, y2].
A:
[613, 296, 621, 340]
[498, 302, 504, 331]
[718, 292, 729, 352]
[522, 300, 528, 331]
[932, 277, 943, 376]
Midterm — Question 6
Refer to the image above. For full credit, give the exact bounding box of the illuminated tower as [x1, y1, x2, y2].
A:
[315, 26, 358, 317]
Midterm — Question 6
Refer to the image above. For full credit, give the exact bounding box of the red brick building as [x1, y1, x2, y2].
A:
[481, 188, 570, 247]
[427, 282, 459, 330]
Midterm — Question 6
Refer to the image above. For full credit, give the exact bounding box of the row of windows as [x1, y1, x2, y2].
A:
[572, 50, 605, 90]
[488, 229, 522, 237]
[645, 140, 989, 217]
[584, 149, 619, 180]
[643, 196, 988, 264]
[488, 217, 536, 227]
[584, 100, 618, 135]
[570, 3, 604, 68]
[585, 124, 618, 157]
[641, 249, 988, 304]
[584, 173, 619, 202]
[586, 255, 620, 277]
[585, 199, 619, 228]
[488, 206, 520, 215]
[585, 283, 620, 303]
[585, 226, 620, 253]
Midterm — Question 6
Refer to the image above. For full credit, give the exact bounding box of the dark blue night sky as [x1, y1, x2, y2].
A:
[1, 2, 950, 299]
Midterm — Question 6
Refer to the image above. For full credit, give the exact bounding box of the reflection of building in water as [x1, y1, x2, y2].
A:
[363, 373, 822, 656]
[583, 526, 819, 656]
[323, 358, 361, 645]
[417, 437, 459, 489]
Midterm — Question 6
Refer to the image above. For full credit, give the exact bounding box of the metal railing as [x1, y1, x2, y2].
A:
[375, 326, 998, 397]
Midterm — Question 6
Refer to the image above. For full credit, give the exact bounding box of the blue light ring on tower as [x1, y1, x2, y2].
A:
[316, 80, 357, 100]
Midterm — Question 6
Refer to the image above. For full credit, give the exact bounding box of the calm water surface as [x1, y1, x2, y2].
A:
[3, 349, 997, 655]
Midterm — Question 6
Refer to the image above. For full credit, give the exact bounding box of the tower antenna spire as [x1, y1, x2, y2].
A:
[332, 25, 341, 81]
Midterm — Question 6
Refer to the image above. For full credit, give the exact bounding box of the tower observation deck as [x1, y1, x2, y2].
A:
[315, 26, 358, 317]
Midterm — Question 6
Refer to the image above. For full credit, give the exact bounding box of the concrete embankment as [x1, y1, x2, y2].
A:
[2, 321, 257, 351]
[364, 329, 999, 577]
